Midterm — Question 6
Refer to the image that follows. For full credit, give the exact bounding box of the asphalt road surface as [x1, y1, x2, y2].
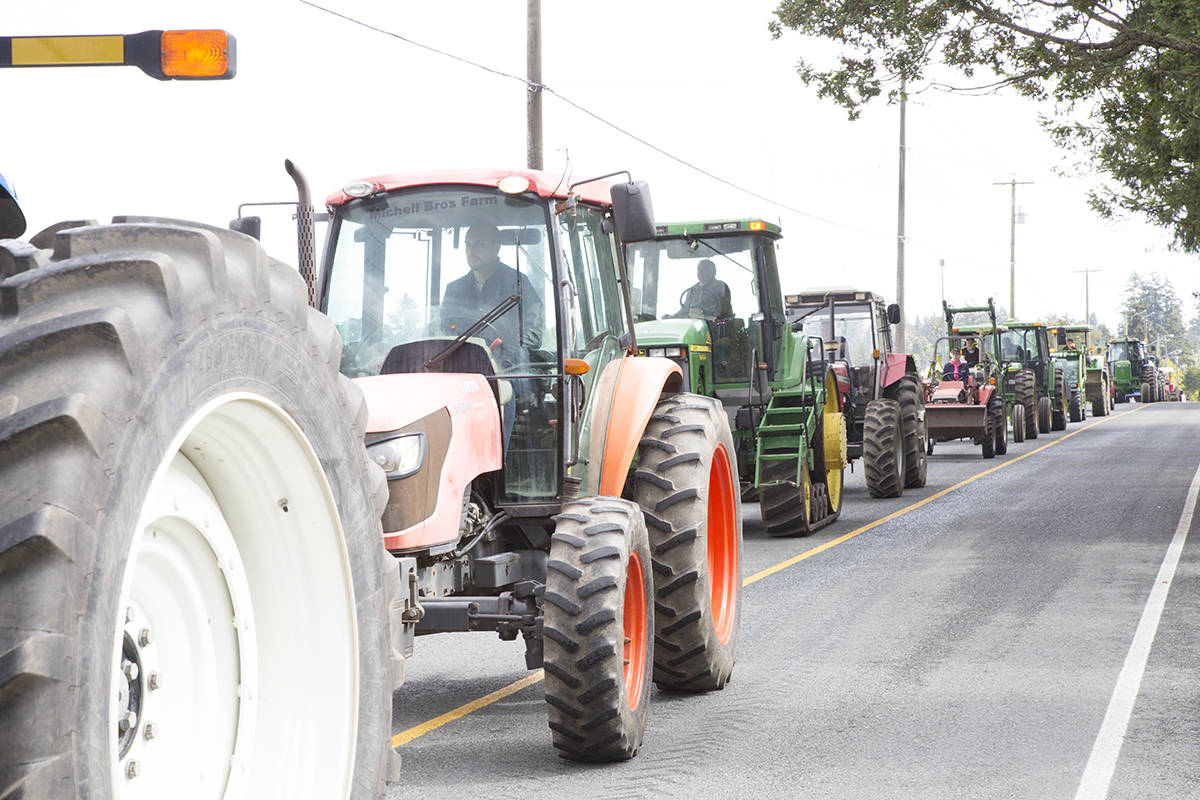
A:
[386, 401, 1199, 799]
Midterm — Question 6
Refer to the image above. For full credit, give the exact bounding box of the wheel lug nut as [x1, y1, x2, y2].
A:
[143, 722, 157, 740]
[126, 760, 139, 779]
[122, 661, 139, 681]
[118, 710, 138, 732]
[138, 627, 152, 647]
[148, 671, 162, 691]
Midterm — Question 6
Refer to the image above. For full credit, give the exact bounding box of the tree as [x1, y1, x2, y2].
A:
[769, 1, 1200, 251]
[1120, 270, 1192, 365]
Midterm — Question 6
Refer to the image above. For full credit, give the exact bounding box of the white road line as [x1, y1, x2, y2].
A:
[1074, 459, 1200, 800]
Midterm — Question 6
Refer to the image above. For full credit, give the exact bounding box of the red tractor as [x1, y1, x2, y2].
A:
[1, 167, 742, 796]
[785, 288, 927, 498]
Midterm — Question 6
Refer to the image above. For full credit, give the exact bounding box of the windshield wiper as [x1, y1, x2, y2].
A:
[424, 294, 519, 370]
[689, 236, 754, 274]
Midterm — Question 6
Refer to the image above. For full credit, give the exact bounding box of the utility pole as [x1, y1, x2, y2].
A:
[896, 78, 907, 351]
[993, 177, 1033, 317]
[526, 0, 543, 170]
[1073, 268, 1101, 327]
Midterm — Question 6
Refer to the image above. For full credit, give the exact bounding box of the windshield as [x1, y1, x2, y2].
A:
[1056, 356, 1080, 385]
[788, 302, 876, 365]
[626, 234, 758, 322]
[324, 187, 556, 378]
[1108, 341, 1131, 362]
[997, 329, 1041, 364]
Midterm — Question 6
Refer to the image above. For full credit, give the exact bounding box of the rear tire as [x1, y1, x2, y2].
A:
[863, 399, 904, 498]
[981, 404, 996, 459]
[760, 458, 812, 537]
[544, 497, 653, 761]
[0, 221, 401, 798]
[1141, 382, 1152, 403]
[634, 394, 741, 693]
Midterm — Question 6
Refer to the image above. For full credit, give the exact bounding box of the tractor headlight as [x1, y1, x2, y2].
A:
[647, 347, 666, 357]
[665, 346, 687, 358]
[367, 432, 425, 479]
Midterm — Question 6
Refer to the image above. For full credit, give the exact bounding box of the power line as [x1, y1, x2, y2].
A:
[296, 0, 897, 240]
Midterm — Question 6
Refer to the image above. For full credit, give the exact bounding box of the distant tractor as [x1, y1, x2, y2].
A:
[1050, 324, 1111, 417]
[991, 320, 1067, 437]
[924, 300, 1012, 457]
[625, 219, 848, 536]
[784, 288, 927, 498]
[1107, 338, 1157, 403]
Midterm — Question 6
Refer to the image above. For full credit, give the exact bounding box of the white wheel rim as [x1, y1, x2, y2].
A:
[110, 393, 360, 799]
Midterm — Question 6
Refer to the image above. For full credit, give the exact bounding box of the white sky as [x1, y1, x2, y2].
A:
[6, 0, 1196, 333]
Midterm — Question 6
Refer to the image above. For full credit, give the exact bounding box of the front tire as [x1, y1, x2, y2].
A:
[1037, 395, 1053, 433]
[0, 221, 400, 799]
[544, 497, 653, 761]
[1011, 403, 1026, 444]
[634, 394, 741, 693]
[1014, 370, 1038, 439]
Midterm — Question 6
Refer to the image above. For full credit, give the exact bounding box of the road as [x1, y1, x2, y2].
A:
[385, 402, 1200, 799]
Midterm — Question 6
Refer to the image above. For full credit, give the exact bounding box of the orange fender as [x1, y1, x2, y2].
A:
[585, 354, 684, 496]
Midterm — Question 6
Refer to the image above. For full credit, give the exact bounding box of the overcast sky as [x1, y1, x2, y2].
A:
[7, 0, 1197, 333]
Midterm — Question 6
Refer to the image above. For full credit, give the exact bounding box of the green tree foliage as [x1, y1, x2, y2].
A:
[1120, 271, 1192, 365]
[769, 1, 1200, 251]
[1181, 365, 1200, 400]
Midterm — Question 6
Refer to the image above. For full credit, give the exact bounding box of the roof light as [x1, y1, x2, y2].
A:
[342, 180, 377, 198]
[497, 175, 531, 194]
[749, 220, 765, 231]
[161, 30, 231, 78]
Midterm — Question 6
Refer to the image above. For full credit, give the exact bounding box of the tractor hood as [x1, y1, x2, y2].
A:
[634, 318, 711, 346]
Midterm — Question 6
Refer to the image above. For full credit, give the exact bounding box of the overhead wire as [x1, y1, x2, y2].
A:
[296, 0, 897, 241]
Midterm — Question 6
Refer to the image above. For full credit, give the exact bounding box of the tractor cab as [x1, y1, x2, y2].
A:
[317, 170, 650, 517]
[784, 288, 902, 441]
[996, 322, 1050, 381]
[624, 219, 788, 395]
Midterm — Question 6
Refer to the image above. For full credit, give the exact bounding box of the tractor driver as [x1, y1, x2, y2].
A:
[674, 259, 733, 320]
[442, 222, 545, 450]
[442, 222, 544, 362]
[942, 349, 970, 383]
[963, 338, 980, 366]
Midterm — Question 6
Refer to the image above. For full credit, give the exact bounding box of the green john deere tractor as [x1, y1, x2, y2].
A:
[1049, 324, 1111, 418]
[1107, 338, 1158, 403]
[625, 219, 847, 537]
[991, 320, 1068, 437]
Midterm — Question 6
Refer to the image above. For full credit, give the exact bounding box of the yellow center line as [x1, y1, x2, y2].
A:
[392, 404, 1143, 747]
[391, 670, 546, 747]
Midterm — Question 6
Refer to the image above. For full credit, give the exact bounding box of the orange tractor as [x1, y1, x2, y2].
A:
[0, 163, 742, 798]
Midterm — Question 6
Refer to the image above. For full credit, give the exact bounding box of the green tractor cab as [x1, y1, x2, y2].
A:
[626, 219, 847, 537]
[1049, 324, 1111, 418]
[989, 320, 1068, 437]
[1107, 338, 1158, 403]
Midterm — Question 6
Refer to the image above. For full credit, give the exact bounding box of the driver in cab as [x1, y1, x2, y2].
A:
[674, 259, 733, 320]
[441, 222, 544, 364]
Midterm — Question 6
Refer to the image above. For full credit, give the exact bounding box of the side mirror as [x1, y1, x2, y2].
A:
[610, 181, 656, 244]
[230, 216, 262, 240]
[886, 303, 901, 325]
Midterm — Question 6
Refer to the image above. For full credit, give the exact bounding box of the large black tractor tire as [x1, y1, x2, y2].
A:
[1014, 370, 1038, 439]
[760, 457, 813, 536]
[891, 375, 928, 489]
[991, 394, 1008, 455]
[544, 497, 654, 761]
[634, 394, 741, 693]
[1069, 390, 1083, 423]
[1037, 395, 1052, 433]
[1140, 366, 1157, 402]
[0, 221, 402, 798]
[863, 398, 904, 498]
[1051, 369, 1068, 430]
[1092, 395, 1107, 417]
[1011, 403, 1026, 444]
